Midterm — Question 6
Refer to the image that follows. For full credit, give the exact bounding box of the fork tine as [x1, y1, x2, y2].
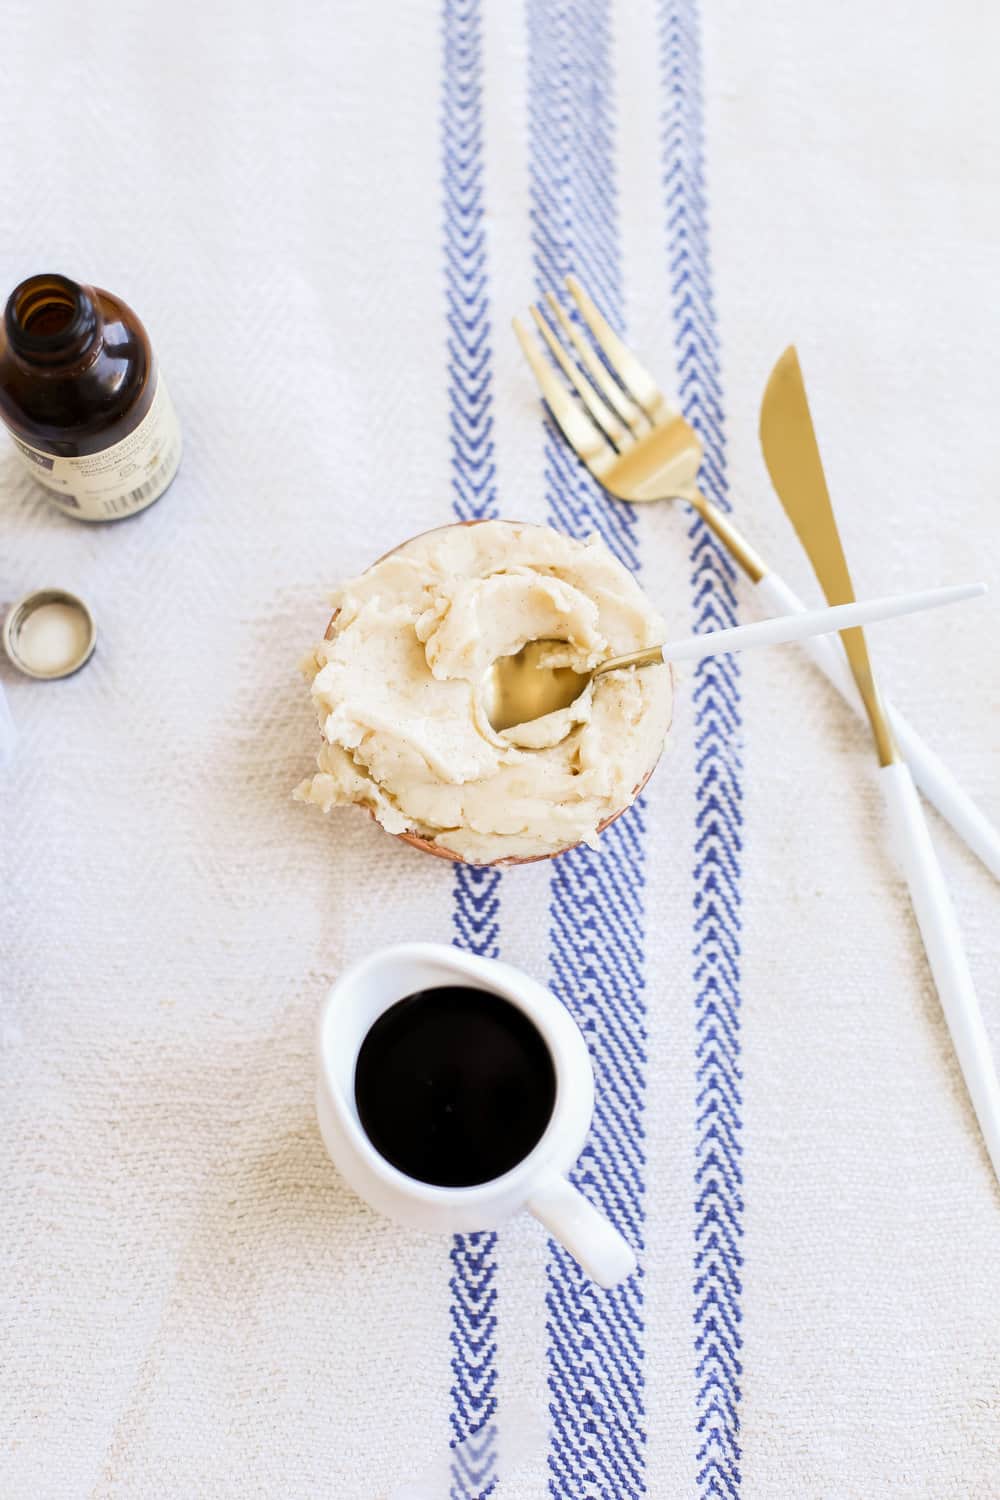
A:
[565, 274, 670, 419]
[513, 316, 616, 474]
[543, 292, 649, 435]
[529, 305, 627, 446]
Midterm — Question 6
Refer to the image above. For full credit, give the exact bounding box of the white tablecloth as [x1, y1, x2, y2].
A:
[2, 2, 998, 1496]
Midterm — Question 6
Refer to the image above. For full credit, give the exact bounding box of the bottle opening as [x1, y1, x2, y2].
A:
[21, 291, 76, 339]
[5, 274, 98, 362]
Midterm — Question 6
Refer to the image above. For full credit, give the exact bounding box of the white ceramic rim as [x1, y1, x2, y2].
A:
[316, 942, 594, 1210]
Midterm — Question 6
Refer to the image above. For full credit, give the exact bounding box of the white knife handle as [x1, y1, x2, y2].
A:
[881, 762, 1000, 1184]
[754, 571, 1000, 885]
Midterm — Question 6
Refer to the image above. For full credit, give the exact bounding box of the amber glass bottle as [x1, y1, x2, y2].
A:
[0, 273, 181, 522]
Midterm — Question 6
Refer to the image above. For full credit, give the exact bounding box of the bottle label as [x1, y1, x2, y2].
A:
[9, 375, 182, 521]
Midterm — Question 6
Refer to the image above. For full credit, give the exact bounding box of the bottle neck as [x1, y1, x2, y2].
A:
[4, 274, 102, 369]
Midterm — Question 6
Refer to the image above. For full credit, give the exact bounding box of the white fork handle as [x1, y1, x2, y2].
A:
[881, 762, 1000, 1184]
[755, 571, 1000, 885]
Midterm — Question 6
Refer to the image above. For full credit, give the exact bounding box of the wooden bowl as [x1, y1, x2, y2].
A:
[319, 519, 671, 868]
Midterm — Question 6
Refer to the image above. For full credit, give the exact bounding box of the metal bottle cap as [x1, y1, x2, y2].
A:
[2, 587, 97, 680]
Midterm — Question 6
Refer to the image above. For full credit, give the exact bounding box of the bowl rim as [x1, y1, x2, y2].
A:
[318, 517, 672, 867]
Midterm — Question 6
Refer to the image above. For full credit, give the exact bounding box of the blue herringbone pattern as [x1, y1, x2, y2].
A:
[448, 1226, 499, 1499]
[444, 0, 497, 526]
[528, 0, 639, 576]
[528, 2, 648, 1495]
[442, 2, 501, 1496]
[661, 5, 745, 1497]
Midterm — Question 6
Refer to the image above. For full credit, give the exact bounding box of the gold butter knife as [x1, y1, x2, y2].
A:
[760, 346, 1000, 1187]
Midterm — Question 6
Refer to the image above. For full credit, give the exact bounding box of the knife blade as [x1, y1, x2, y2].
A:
[759, 346, 896, 766]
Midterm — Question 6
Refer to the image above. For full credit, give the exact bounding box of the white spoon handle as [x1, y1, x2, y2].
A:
[659, 581, 985, 664]
[754, 570, 1000, 884]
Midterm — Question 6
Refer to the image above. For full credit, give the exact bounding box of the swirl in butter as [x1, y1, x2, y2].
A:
[294, 521, 672, 864]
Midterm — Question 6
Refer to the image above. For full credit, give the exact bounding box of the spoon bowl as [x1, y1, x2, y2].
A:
[484, 640, 665, 734]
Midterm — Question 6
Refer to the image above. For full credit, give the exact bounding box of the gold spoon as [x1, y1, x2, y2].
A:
[482, 582, 985, 734]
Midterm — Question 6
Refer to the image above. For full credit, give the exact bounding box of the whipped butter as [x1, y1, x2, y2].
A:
[295, 521, 672, 864]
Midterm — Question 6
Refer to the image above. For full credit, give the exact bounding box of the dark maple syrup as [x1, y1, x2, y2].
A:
[354, 985, 557, 1188]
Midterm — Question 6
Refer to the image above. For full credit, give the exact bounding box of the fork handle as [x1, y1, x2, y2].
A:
[755, 570, 1000, 884]
[881, 762, 1000, 1185]
[688, 488, 768, 582]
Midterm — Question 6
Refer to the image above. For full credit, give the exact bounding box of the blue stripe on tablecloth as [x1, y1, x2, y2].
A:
[527, 2, 649, 1495]
[660, 5, 745, 1497]
[441, 2, 501, 1495]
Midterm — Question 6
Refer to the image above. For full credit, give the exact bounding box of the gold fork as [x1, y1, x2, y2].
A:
[514, 275, 765, 581]
[514, 276, 1000, 887]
